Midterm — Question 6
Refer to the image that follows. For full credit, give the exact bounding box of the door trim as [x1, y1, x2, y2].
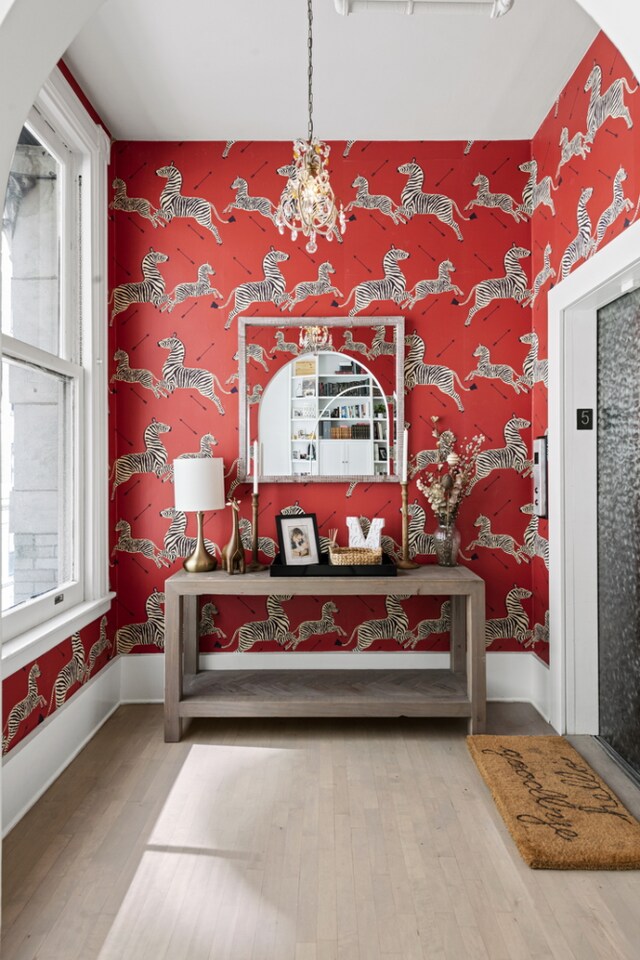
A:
[548, 223, 640, 734]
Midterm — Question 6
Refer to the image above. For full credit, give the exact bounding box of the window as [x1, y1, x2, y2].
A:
[1, 68, 111, 659]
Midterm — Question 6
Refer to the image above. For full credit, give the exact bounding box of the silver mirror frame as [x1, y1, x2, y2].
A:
[238, 316, 405, 483]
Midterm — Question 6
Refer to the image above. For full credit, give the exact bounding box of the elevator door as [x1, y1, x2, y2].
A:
[597, 289, 640, 778]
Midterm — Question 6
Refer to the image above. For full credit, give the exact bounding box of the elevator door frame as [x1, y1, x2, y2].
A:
[548, 223, 640, 734]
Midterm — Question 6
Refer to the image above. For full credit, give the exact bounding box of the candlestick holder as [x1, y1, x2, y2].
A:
[397, 482, 419, 570]
[247, 492, 267, 572]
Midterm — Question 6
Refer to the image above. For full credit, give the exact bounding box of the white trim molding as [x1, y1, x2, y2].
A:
[119, 649, 550, 715]
[548, 221, 640, 735]
[2, 657, 121, 836]
[1, 65, 111, 658]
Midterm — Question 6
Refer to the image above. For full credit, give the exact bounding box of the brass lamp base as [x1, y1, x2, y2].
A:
[183, 511, 217, 573]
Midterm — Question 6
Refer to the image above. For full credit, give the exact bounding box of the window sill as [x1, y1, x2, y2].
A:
[1, 593, 115, 675]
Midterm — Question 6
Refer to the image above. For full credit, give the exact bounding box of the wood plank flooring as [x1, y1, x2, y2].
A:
[2, 704, 640, 959]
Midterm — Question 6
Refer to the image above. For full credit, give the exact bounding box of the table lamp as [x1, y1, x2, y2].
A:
[173, 457, 225, 572]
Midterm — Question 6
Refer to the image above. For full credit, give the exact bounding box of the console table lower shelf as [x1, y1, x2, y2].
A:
[164, 566, 486, 741]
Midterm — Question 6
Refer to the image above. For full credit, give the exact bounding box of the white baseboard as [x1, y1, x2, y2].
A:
[2, 657, 121, 836]
[2, 649, 553, 834]
[119, 649, 552, 719]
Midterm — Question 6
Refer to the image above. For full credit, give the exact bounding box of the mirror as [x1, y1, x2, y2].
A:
[238, 317, 404, 483]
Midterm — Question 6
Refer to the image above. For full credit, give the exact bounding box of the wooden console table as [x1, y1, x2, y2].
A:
[164, 566, 486, 742]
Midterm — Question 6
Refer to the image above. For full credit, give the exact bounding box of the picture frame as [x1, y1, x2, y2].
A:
[276, 513, 322, 566]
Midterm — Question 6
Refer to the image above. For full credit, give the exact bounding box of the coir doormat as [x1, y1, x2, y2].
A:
[467, 735, 640, 870]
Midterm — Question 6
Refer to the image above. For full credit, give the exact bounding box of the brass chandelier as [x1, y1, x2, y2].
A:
[275, 0, 346, 255]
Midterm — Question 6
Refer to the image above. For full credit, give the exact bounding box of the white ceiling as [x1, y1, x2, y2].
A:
[64, 0, 598, 141]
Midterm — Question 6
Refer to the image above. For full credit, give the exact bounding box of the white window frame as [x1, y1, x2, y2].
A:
[1, 67, 113, 673]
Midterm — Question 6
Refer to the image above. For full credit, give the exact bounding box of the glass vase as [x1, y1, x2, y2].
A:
[434, 523, 460, 567]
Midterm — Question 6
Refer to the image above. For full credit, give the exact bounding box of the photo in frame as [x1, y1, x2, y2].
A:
[276, 513, 322, 566]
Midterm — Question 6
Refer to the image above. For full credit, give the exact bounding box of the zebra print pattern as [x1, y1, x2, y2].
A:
[87, 616, 113, 674]
[199, 602, 227, 642]
[520, 504, 550, 569]
[399, 600, 451, 651]
[178, 433, 219, 458]
[238, 518, 278, 558]
[556, 128, 590, 180]
[160, 507, 219, 563]
[467, 515, 528, 564]
[465, 344, 527, 394]
[340, 246, 409, 317]
[468, 416, 532, 491]
[397, 160, 469, 240]
[584, 64, 637, 143]
[485, 586, 532, 648]
[345, 176, 407, 224]
[519, 332, 548, 388]
[347, 595, 411, 653]
[222, 595, 294, 653]
[404, 332, 470, 412]
[111, 349, 171, 399]
[158, 334, 228, 415]
[408, 429, 456, 479]
[560, 187, 595, 279]
[457, 245, 531, 326]
[217, 247, 289, 329]
[595, 166, 633, 247]
[48, 633, 89, 714]
[528, 610, 550, 649]
[116, 590, 165, 653]
[108, 249, 168, 325]
[522, 243, 555, 308]
[110, 418, 172, 499]
[110, 178, 166, 228]
[234, 343, 270, 371]
[247, 384, 263, 405]
[156, 162, 226, 243]
[284, 601, 347, 651]
[271, 330, 299, 355]
[465, 174, 525, 222]
[280, 262, 342, 311]
[112, 518, 170, 568]
[402, 260, 463, 309]
[3, 664, 46, 754]
[339, 331, 371, 357]
[368, 326, 396, 358]
[160, 263, 222, 313]
[224, 177, 276, 222]
[518, 160, 557, 218]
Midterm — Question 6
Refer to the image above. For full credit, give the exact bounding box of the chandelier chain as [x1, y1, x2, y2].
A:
[307, 0, 313, 143]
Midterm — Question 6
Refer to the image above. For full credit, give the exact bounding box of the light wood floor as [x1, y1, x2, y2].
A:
[2, 704, 640, 960]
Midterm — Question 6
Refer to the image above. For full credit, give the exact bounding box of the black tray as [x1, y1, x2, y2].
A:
[269, 552, 397, 578]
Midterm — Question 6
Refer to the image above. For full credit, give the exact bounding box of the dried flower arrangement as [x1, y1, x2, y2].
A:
[416, 417, 484, 528]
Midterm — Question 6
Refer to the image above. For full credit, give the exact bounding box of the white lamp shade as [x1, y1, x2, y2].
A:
[173, 458, 226, 512]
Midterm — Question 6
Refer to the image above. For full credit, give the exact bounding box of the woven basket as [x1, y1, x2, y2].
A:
[329, 546, 382, 566]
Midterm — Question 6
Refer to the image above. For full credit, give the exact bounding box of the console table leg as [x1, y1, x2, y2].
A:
[467, 587, 486, 734]
[450, 595, 466, 674]
[183, 595, 198, 676]
[165, 589, 183, 743]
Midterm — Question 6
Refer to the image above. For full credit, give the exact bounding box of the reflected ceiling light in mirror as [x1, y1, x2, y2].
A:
[334, 0, 514, 17]
[299, 324, 333, 352]
[275, 0, 346, 255]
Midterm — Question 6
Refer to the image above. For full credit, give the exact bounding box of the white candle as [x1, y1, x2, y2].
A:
[401, 428, 408, 484]
[253, 440, 259, 494]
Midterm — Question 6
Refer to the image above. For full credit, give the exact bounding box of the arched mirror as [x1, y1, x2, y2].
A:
[238, 317, 404, 483]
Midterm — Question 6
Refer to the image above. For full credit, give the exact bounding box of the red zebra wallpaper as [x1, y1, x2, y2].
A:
[3, 29, 638, 756]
